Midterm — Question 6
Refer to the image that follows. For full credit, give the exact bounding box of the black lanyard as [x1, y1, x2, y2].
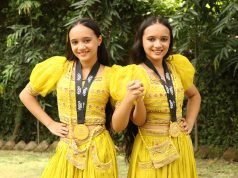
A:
[144, 59, 177, 122]
[75, 60, 100, 124]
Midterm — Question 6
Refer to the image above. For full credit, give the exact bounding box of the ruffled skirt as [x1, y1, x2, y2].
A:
[41, 130, 118, 178]
[128, 131, 197, 178]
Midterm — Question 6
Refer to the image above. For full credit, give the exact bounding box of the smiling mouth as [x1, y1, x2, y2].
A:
[153, 50, 163, 54]
[78, 51, 89, 55]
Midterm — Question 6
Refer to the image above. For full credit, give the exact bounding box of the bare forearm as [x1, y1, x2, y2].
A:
[19, 88, 54, 128]
[185, 88, 201, 126]
[111, 97, 134, 132]
[132, 98, 146, 126]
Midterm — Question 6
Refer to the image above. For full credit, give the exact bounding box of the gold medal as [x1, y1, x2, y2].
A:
[74, 124, 89, 140]
[169, 122, 181, 137]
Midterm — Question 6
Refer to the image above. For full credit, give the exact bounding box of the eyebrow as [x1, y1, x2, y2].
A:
[70, 36, 92, 41]
[146, 35, 169, 38]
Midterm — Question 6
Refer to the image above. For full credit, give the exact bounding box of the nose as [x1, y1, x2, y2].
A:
[78, 42, 86, 50]
[154, 40, 162, 48]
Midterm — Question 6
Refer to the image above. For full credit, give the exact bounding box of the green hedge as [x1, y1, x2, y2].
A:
[197, 61, 238, 148]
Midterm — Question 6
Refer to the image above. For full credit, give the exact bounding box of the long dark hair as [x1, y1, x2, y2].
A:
[124, 120, 138, 163]
[124, 16, 174, 162]
[66, 18, 109, 66]
[130, 15, 173, 64]
[65, 18, 112, 132]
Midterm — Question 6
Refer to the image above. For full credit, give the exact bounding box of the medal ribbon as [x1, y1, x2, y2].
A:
[75, 60, 100, 124]
[144, 59, 177, 122]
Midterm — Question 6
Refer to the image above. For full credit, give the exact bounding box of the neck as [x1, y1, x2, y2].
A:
[80, 58, 97, 70]
[149, 59, 163, 69]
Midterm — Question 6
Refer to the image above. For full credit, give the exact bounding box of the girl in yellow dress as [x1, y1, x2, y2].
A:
[122, 16, 201, 178]
[19, 18, 144, 178]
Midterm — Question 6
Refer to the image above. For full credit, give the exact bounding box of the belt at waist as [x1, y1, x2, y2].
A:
[62, 124, 106, 145]
[139, 119, 183, 136]
[62, 125, 106, 170]
[139, 126, 169, 136]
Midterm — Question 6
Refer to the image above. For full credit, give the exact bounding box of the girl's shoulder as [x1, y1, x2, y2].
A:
[28, 56, 68, 96]
[167, 54, 195, 90]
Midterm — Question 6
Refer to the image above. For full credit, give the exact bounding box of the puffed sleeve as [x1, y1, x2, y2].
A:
[109, 64, 150, 102]
[26, 56, 67, 97]
[168, 54, 195, 91]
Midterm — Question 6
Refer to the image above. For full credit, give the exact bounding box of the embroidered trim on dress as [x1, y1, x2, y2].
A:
[138, 129, 180, 169]
[91, 141, 112, 170]
[64, 125, 106, 170]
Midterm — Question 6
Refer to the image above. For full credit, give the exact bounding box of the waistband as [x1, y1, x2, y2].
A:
[61, 125, 106, 145]
[139, 125, 169, 136]
[139, 119, 183, 136]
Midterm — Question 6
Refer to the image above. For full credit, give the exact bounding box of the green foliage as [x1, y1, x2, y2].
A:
[197, 61, 238, 147]
[0, 0, 237, 149]
[66, 0, 158, 64]
[17, 0, 41, 15]
[170, 0, 238, 148]
[0, 0, 162, 142]
[0, 0, 67, 141]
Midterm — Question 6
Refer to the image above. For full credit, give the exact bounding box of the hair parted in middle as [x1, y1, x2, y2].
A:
[130, 15, 173, 64]
[66, 18, 109, 66]
[124, 15, 174, 163]
[65, 18, 112, 132]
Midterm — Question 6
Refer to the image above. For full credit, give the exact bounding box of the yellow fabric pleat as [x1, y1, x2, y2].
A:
[41, 130, 118, 178]
[29, 56, 67, 97]
[167, 54, 195, 91]
[128, 133, 197, 178]
[109, 64, 150, 102]
[28, 57, 119, 178]
[127, 54, 197, 178]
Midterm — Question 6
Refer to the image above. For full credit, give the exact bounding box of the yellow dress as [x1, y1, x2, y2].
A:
[27, 56, 119, 178]
[127, 54, 198, 178]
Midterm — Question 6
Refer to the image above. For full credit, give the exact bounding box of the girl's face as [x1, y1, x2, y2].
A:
[69, 24, 102, 63]
[142, 23, 170, 62]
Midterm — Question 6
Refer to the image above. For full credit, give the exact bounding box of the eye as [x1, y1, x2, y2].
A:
[161, 37, 169, 42]
[147, 37, 156, 42]
[83, 38, 91, 43]
[70, 40, 78, 45]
